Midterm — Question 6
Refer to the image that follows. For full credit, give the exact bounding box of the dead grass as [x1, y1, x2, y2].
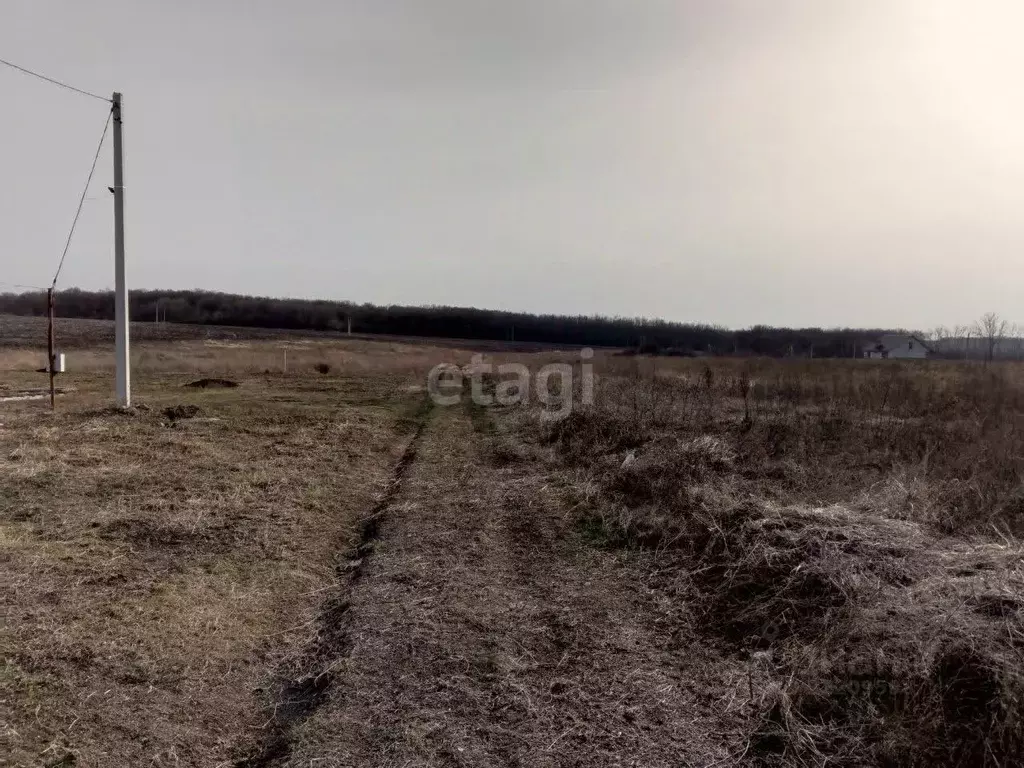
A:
[526, 357, 1024, 766]
[0, 339, 435, 767]
[11, 333, 1024, 766]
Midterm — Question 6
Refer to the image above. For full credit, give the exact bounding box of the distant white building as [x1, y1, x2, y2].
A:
[864, 334, 930, 360]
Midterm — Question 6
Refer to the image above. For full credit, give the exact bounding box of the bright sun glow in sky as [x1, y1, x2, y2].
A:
[2, 1, 1024, 328]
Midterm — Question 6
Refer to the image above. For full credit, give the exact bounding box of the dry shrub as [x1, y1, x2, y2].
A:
[749, 538, 1024, 767]
[591, 491, 913, 646]
[585, 470, 1024, 765]
[611, 435, 735, 502]
[542, 408, 647, 461]
[690, 506, 877, 646]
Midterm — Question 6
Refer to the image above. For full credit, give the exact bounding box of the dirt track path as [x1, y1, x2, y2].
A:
[278, 404, 744, 767]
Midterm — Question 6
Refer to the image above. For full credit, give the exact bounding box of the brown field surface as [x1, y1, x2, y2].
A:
[0, 314, 591, 353]
[0, 329, 445, 766]
[2, 320, 1022, 767]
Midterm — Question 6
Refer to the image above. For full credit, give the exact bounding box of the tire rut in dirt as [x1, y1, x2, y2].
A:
[270, 404, 743, 766]
[233, 399, 433, 768]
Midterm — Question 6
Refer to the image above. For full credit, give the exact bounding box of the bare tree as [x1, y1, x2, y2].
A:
[949, 325, 971, 360]
[975, 312, 1009, 363]
[924, 326, 949, 356]
[1011, 324, 1024, 361]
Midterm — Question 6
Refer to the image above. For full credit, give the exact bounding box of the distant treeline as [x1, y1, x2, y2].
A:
[0, 288, 899, 358]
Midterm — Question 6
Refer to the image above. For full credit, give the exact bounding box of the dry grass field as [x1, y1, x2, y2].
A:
[2, 315, 1022, 767]
[0, 320, 454, 766]
[522, 356, 1024, 766]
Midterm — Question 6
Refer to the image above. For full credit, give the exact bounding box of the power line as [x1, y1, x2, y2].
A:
[0, 281, 47, 292]
[52, 106, 114, 289]
[0, 56, 110, 103]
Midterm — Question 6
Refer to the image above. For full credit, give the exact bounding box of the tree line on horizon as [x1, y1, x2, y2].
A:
[0, 287, 908, 358]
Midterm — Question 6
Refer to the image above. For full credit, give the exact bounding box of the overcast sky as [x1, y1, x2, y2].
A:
[2, 1, 1023, 328]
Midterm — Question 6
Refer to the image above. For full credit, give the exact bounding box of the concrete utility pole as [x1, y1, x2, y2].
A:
[112, 92, 130, 406]
[47, 288, 56, 410]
